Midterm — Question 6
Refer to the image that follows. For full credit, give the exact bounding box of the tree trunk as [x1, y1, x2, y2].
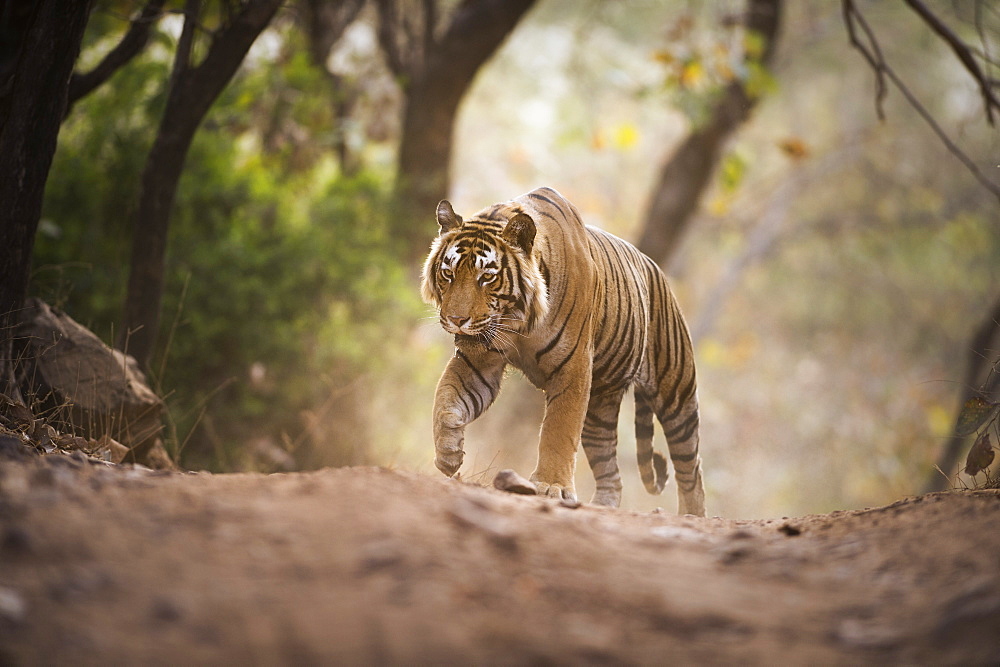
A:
[0, 0, 93, 401]
[387, 0, 536, 256]
[119, 97, 203, 367]
[118, 0, 283, 368]
[397, 78, 464, 231]
[637, 0, 783, 268]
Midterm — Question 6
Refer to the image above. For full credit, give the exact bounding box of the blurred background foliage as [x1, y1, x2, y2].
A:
[30, 0, 999, 518]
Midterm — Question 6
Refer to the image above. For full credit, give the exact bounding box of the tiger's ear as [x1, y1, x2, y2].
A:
[436, 200, 462, 233]
[502, 212, 536, 255]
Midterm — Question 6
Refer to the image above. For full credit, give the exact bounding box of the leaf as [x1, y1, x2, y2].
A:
[652, 49, 676, 65]
[778, 137, 810, 160]
[719, 152, 747, 193]
[744, 61, 778, 99]
[679, 60, 705, 89]
[612, 123, 639, 151]
[955, 397, 1000, 437]
[964, 432, 995, 476]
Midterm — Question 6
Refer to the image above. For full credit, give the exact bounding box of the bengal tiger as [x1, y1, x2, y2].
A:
[421, 187, 705, 515]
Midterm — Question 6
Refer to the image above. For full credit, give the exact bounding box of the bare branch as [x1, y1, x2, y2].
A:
[842, 0, 1000, 204]
[842, 0, 887, 121]
[65, 0, 168, 114]
[903, 0, 999, 125]
[880, 58, 1000, 201]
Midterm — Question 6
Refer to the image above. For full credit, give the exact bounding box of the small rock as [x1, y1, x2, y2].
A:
[0, 432, 35, 461]
[30, 466, 56, 487]
[1, 526, 33, 556]
[727, 528, 755, 540]
[778, 523, 802, 537]
[88, 434, 129, 464]
[714, 544, 751, 565]
[836, 618, 903, 649]
[492, 469, 537, 495]
[151, 596, 184, 623]
[0, 587, 26, 624]
[448, 497, 518, 552]
[358, 539, 404, 573]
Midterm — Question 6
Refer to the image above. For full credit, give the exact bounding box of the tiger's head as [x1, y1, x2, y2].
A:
[421, 200, 549, 347]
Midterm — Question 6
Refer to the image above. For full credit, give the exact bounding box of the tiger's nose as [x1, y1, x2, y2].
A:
[447, 315, 470, 327]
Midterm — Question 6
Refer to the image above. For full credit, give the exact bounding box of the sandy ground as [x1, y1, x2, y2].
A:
[1, 449, 999, 665]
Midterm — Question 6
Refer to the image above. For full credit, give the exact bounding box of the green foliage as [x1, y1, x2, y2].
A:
[35, 17, 423, 470]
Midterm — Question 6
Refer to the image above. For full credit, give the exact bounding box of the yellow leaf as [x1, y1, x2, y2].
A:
[680, 60, 704, 89]
[612, 123, 639, 150]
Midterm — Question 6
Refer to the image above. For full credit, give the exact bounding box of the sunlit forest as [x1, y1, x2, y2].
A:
[11, 0, 999, 519]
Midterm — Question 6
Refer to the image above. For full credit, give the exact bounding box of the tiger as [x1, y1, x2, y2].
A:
[421, 187, 705, 515]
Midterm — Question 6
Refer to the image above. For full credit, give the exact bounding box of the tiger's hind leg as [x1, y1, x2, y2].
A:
[634, 389, 668, 495]
[653, 386, 705, 516]
[581, 388, 626, 507]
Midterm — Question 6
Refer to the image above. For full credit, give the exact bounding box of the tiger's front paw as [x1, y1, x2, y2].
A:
[433, 419, 465, 477]
[532, 480, 577, 503]
[435, 449, 464, 477]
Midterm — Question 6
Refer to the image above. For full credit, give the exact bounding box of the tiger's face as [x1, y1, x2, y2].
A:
[421, 200, 548, 348]
[436, 242, 504, 336]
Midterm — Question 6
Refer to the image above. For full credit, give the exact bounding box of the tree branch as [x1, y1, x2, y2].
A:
[302, 0, 364, 67]
[66, 0, 168, 115]
[374, 0, 407, 78]
[842, 0, 1000, 204]
[903, 0, 998, 125]
[170, 0, 201, 92]
[842, 0, 887, 121]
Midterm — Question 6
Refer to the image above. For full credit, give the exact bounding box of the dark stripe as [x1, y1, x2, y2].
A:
[538, 258, 550, 288]
[664, 411, 699, 441]
[634, 423, 654, 440]
[585, 412, 618, 431]
[526, 192, 563, 217]
[546, 326, 585, 380]
[535, 322, 566, 362]
[455, 348, 492, 391]
[453, 373, 483, 417]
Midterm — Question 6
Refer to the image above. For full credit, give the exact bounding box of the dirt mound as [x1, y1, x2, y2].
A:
[1, 453, 999, 664]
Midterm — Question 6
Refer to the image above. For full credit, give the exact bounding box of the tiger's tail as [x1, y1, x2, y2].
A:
[635, 390, 668, 494]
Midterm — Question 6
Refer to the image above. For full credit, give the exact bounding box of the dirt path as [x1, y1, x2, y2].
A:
[1, 451, 999, 665]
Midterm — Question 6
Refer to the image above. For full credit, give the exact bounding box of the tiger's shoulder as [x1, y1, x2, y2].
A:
[514, 187, 586, 230]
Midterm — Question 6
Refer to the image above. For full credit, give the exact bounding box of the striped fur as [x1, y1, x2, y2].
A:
[421, 188, 705, 515]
